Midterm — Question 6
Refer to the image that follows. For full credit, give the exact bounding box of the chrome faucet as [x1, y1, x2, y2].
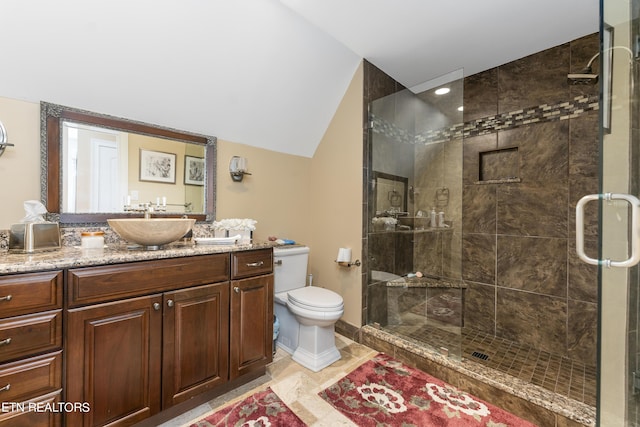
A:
[124, 202, 157, 219]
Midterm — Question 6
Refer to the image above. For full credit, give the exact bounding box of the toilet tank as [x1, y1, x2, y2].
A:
[273, 246, 309, 293]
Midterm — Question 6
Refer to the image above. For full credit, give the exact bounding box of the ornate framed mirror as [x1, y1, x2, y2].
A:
[41, 102, 216, 224]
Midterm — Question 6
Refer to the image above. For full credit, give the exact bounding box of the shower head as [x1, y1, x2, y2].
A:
[568, 52, 599, 85]
[567, 68, 599, 85]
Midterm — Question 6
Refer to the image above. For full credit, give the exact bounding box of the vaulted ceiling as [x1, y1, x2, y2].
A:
[1, 0, 598, 157]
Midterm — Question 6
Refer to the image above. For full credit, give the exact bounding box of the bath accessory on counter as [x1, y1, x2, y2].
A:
[335, 247, 361, 267]
[9, 222, 61, 253]
[212, 218, 256, 243]
[0, 120, 14, 158]
[194, 235, 241, 245]
[81, 231, 105, 249]
[229, 156, 251, 182]
[9, 200, 61, 253]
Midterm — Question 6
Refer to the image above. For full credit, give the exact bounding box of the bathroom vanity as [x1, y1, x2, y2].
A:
[0, 244, 274, 427]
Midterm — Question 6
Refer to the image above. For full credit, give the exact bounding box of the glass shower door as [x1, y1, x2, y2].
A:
[581, 0, 639, 425]
[367, 73, 464, 361]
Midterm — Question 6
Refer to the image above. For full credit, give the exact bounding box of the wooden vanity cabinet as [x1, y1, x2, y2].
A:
[0, 271, 63, 427]
[230, 249, 274, 380]
[64, 250, 273, 427]
[65, 254, 230, 427]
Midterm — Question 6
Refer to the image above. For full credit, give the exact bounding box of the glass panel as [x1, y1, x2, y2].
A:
[599, 0, 637, 425]
[367, 71, 464, 361]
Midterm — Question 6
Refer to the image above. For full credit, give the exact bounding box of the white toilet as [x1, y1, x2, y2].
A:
[273, 246, 344, 372]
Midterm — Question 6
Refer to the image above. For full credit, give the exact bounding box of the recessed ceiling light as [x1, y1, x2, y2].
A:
[457, 106, 464, 111]
[435, 87, 450, 95]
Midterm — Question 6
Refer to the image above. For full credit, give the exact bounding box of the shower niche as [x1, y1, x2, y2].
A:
[478, 147, 521, 183]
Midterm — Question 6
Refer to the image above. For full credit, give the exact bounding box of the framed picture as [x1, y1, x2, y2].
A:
[139, 149, 176, 184]
[184, 155, 205, 186]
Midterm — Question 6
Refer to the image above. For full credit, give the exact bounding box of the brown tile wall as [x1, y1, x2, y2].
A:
[363, 33, 600, 367]
[462, 33, 599, 366]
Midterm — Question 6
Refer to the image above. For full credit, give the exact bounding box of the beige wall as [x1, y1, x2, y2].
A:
[216, 59, 363, 328]
[215, 139, 312, 244]
[0, 97, 41, 226]
[0, 63, 364, 327]
[308, 63, 363, 326]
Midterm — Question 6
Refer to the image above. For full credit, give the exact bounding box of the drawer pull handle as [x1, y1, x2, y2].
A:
[234, 287, 240, 293]
[0, 338, 11, 346]
[0, 295, 12, 302]
[246, 261, 264, 267]
[0, 384, 9, 392]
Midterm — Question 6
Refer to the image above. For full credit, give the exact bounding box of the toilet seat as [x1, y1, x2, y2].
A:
[287, 286, 344, 312]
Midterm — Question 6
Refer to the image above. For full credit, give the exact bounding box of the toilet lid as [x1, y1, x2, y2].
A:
[288, 286, 344, 310]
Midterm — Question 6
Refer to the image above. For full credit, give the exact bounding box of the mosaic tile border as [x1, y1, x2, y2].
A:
[372, 94, 599, 145]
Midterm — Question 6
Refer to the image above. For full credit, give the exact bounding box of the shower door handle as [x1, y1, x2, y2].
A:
[576, 193, 640, 268]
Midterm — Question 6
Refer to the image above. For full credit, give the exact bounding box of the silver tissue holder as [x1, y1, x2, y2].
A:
[9, 222, 61, 253]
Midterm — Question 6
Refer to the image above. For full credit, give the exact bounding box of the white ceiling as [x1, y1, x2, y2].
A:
[1, 0, 598, 158]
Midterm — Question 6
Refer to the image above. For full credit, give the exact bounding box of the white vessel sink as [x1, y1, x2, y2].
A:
[108, 218, 196, 248]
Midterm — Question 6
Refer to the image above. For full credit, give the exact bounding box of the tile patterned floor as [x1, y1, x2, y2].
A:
[159, 334, 379, 426]
[385, 322, 597, 407]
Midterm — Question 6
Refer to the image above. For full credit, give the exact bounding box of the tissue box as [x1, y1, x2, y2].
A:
[9, 222, 61, 253]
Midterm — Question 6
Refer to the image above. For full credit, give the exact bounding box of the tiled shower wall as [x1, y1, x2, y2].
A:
[363, 33, 600, 367]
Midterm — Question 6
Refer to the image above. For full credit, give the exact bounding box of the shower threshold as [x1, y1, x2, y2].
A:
[360, 324, 596, 426]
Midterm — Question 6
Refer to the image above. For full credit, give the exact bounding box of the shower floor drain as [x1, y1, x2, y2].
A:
[471, 351, 489, 361]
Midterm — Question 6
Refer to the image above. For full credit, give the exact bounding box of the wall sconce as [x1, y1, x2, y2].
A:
[0, 120, 14, 158]
[229, 156, 251, 182]
[335, 247, 361, 267]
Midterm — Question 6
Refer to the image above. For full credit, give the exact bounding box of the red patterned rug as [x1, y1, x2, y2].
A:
[189, 387, 305, 426]
[319, 353, 538, 426]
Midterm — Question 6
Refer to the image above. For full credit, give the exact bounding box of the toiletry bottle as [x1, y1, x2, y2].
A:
[430, 208, 437, 228]
[438, 211, 445, 227]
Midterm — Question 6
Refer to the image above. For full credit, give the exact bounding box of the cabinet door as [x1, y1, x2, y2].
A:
[162, 282, 229, 408]
[66, 294, 162, 427]
[230, 275, 273, 380]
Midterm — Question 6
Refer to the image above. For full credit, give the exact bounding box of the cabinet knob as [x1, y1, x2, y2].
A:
[0, 384, 10, 392]
[167, 299, 174, 307]
[0, 338, 11, 346]
[0, 295, 12, 302]
[233, 286, 240, 293]
[153, 303, 161, 311]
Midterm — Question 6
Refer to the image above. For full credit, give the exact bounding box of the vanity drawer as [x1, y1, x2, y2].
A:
[0, 271, 62, 319]
[0, 310, 62, 364]
[232, 249, 273, 279]
[67, 253, 230, 307]
[0, 389, 62, 426]
[0, 350, 62, 403]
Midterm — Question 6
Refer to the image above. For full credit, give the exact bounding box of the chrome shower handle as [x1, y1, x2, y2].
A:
[576, 193, 640, 268]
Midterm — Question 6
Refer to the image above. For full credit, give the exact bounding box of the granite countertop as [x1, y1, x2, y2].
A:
[0, 240, 277, 275]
